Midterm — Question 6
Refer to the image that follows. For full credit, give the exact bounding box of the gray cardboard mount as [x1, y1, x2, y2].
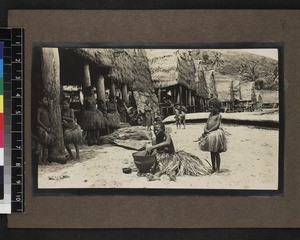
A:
[7, 10, 300, 228]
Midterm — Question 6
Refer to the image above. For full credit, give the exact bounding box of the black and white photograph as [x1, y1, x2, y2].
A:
[31, 46, 281, 191]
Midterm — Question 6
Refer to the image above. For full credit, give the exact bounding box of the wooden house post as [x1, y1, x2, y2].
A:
[83, 63, 91, 87]
[157, 88, 161, 103]
[188, 90, 192, 106]
[179, 85, 182, 113]
[41, 48, 66, 163]
[122, 83, 128, 102]
[177, 85, 181, 104]
[95, 74, 106, 102]
[110, 81, 116, 98]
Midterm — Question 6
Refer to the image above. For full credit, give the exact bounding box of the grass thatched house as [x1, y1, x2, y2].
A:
[147, 49, 197, 117]
[255, 90, 279, 109]
[106, 49, 158, 114]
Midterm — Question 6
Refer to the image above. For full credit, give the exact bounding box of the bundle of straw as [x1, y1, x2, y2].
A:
[162, 151, 210, 176]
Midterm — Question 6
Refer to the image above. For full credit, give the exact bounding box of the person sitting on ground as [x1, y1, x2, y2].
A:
[145, 121, 210, 181]
[37, 95, 55, 164]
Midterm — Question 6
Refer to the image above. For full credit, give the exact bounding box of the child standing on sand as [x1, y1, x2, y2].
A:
[199, 98, 227, 173]
[61, 98, 83, 160]
[37, 96, 55, 164]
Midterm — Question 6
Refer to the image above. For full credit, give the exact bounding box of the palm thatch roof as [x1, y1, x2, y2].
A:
[205, 70, 218, 98]
[107, 49, 158, 113]
[147, 49, 196, 89]
[107, 49, 136, 84]
[62, 48, 114, 69]
[130, 49, 159, 113]
[240, 82, 256, 101]
[256, 90, 279, 104]
[195, 64, 209, 98]
[214, 75, 240, 102]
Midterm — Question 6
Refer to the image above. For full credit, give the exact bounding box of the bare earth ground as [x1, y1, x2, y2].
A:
[38, 123, 279, 190]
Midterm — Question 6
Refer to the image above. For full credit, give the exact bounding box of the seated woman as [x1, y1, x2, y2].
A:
[145, 121, 210, 181]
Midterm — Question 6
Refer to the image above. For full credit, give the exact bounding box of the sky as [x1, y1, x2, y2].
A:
[243, 49, 278, 61]
[145, 48, 279, 61]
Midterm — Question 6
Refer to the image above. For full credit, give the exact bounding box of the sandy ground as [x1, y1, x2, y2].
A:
[38, 123, 279, 190]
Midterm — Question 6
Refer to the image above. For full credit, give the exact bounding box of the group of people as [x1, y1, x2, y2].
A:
[144, 97, 227, 181]
[37, 86, 121, 164]
[38, 86, 227, 177]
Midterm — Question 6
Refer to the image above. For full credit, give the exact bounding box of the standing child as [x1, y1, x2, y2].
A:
[37, 96, 55, 164]
[180, 105, 187, 129]
[199, 98, 227, 173]
[61, 98, 83, 160]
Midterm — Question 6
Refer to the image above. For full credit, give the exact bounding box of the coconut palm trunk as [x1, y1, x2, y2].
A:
[41, 48, 66, 163]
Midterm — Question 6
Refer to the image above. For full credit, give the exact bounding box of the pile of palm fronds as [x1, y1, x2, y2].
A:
[162, 151, 210, 176]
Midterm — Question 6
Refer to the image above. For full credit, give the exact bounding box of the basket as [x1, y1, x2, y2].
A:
[132, 151, 157, 173]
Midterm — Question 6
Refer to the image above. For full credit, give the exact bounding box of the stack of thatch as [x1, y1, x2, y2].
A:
[147, 49, 197, 90]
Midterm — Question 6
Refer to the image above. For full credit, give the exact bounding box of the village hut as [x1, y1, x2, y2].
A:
[194, 62, 209, 112]
[205, 70, 218, 99]
[106, 49, 159, 115]
[238, 82, 257, 111]
[147, 49, 197, 117]
[214, 78, 238, 112]
[31, 47, 115, 162]
[255, 90, 279, 109]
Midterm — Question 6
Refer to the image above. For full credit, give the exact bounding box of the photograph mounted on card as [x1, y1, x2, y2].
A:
[31, 44, 283, 194]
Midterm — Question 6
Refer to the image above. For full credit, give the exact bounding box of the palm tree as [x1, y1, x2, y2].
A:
[210, 52, 224, 71]
[239, 61, 264, 90]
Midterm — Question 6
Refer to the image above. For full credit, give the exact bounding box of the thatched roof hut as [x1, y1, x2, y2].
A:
[105, 49, 159, 113]
[66, 48, 114, 68]
[58, 48, 114, 86]
[205, 70, 218, 98]
[256, 90, 279, 104]
[147, 49, 196, 90]
[195, 64, 209, 99]
[213, 74, 240, 102]
[106, 49, 136, 84]
[130, 49, 159, 113]
[240, 82, 256, 101]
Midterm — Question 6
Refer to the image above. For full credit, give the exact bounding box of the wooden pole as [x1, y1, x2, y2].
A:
[95, 74, 106, 102]
[122, 83, 128, 102]
[158, 88, 161, 103]
[177, 85, 180, 104]
[188, 90, 192, 106]
[83, 63, 91, 88]
[110, 81, 116, 98]
[41, 48, 66, 163]
[179, 85, 182, 113]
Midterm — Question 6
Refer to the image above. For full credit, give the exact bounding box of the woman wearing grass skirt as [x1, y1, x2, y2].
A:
[145, 121, 210, 181]
[79, 86, 106, 145]
[106, 95, 120, 133]
[61, 98, 83, 160]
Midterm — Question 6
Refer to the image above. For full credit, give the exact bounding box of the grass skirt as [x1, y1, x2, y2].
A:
[37, 127, 55, 146]
[64, 124, 83, 144]
[199, 129, 227, 152]
[106, 113, 120, 128]
[156, 150, 210, 176]
[79, 110, 106, 130]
